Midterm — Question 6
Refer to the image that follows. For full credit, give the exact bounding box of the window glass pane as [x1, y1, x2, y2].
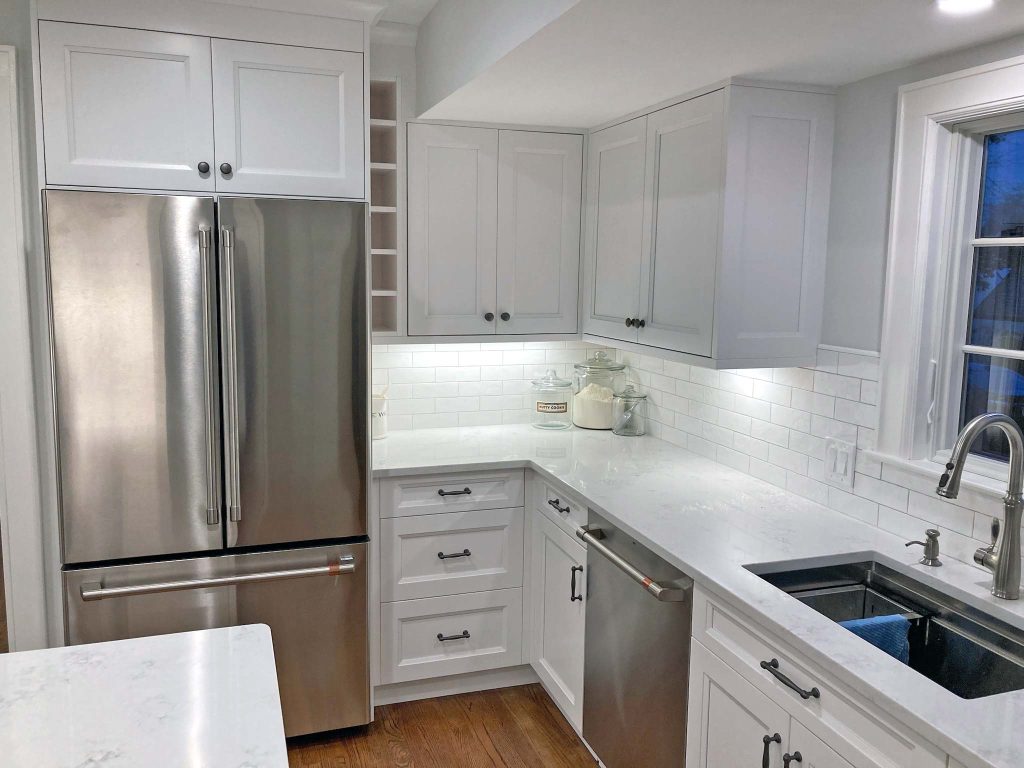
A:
[960, 353, 1024, 461]
[967, 246, 1024, 349]
[977, 128, 1024, 238]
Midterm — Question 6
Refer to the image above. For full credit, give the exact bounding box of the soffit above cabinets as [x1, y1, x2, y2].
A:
[420, 0, 1024, 128]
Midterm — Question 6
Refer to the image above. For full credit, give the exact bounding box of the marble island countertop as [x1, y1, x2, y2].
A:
[0, 624, 288, 768]
[374, 425, 1024, 768]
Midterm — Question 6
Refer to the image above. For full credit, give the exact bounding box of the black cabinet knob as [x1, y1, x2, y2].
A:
[484, 312, 495, 322]
[637, 318, 646, 328]
[197, 161, 210, 174]
[220, 162, 233, 175]
[500, 312, 511, 321]
[624, 317, 633, 327]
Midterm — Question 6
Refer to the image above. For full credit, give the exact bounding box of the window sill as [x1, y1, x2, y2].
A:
[862, 449, 1009, 502]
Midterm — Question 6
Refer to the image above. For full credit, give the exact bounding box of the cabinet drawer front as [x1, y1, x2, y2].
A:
[380, 589, 523, 684]
[381, 471, 525, 518]
[534, 477, 588, 536]
[693, 589, 944, 768]
[381, 508, 525, 601]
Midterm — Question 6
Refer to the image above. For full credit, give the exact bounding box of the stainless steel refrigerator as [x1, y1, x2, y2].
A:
[44, 190, 369, 737]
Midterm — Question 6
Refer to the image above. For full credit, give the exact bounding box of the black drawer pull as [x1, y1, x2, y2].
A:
[548, 498, 570, 514]
[437, 630, 470, 642]
[783, 752, 802, 767]
[760, 658, 820, 699]
[438, 487, 472, 497]
[438, 549, 471, 560]
[762, 733, 781, 768]
[570, 565, 583, 602]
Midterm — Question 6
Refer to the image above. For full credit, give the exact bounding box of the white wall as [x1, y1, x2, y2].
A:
[414, 0, 578, 115]
[822, 32, 1024, 352]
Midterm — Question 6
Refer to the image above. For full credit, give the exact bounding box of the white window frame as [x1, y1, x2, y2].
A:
[877, 53, 1024, 486]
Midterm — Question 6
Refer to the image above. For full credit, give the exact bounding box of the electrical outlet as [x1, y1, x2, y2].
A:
[824, 437, 857, 489]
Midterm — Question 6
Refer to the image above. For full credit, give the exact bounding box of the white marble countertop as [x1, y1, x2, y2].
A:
[0, 624, 288, 768]
[374, 425, 1024, 768]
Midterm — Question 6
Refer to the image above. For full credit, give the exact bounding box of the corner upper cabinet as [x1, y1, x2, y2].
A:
[38, 22, 216, 191]
[582, 84, 835, 368]
[407, 123, 498, 336]
[37, 21, 364, 197]
[211, 39, 364, 197]
[408, 125, 583, 336]
[581, 116, 647, 343]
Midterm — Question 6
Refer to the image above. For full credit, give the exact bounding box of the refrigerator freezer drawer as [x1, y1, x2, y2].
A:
[64, 543, 369, 737]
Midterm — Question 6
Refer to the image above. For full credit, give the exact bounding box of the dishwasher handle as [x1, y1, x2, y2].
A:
[576, 525, 691, 602]
[79, 555, 356, 601]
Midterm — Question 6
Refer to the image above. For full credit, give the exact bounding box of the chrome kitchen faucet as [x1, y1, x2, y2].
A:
[936, 412, 1024, 600]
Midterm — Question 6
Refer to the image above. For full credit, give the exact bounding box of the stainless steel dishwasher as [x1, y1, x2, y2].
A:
[577, 510, 693, 768]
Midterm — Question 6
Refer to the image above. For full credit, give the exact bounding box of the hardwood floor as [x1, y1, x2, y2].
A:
[287, 684, 596, 768]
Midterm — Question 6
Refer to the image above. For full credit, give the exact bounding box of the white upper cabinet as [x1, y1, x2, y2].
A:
[496, 131, 582, 335]
[37, 22, 364, 198]
[582, 84, 834, 368]
[582, 116, 647, 343]
[407, 123, 498, 336]
[211, 40, 363, 198]
[637, 90, 724, 356]
[408, 124, 583, 337]
[39, 22, 216, 192]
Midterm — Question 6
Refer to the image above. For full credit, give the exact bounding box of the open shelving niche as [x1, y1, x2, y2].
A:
[369, 78, 401, 335]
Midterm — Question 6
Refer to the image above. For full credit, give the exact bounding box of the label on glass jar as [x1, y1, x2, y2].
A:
[536, 401, 568, 414]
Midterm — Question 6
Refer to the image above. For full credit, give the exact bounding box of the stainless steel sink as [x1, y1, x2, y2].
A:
[747, 558, 1024, 699]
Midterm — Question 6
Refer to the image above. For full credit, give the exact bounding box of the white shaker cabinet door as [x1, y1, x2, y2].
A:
[715, 85, 834, 363]
[637, 90, 724, 356]
[408, 124, 498, 336]
[530, 511, 586, 731]
[686, 640, 790, 768]
[38, 22, 215, 191]
[496, 131, 582, 335]
[788, 721, 858, 768]
[582, 116, 647, 343]
[211, 39, 364, 198]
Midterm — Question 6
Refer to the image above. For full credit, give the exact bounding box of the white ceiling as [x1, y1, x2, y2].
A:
[377, 0, 438, 25]
[422, 0, 1024, 127]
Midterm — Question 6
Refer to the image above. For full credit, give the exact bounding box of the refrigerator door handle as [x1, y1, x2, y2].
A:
[79, 555, 356, 601]
[220, 226, 242, 523]
[198, 228, 220, 527]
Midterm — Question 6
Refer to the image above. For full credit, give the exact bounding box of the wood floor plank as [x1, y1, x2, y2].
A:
[287, 684, 596, 768]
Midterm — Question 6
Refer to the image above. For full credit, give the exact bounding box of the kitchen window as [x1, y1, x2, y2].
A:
[943, 123, 1024, 467]
[876, 55, 1024, 482]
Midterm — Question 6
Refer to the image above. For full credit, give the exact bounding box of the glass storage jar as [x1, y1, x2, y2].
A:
[572, 351, 626, 430]
[612, 385, 647, 437]
[531, 369, 573, 430]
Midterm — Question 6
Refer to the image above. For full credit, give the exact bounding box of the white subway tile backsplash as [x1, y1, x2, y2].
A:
[371, 343, 996, 569]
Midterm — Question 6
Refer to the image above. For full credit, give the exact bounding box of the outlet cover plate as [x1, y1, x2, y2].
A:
[824, 437, 857, 489]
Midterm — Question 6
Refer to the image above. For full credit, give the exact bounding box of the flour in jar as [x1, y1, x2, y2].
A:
[573, 382, 615, 429]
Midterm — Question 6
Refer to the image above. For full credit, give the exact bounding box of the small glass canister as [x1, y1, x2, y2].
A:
[612, 385, 647, 437]
[531, 369, 573, 430]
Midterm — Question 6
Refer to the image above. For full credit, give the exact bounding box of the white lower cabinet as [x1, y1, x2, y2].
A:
[529, 510, 586, 730]
[790, 721, 856, 768]
[687, 639, 790, 767]
[380, 588, 524, 684]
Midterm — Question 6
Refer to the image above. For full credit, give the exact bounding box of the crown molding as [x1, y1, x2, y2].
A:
[371, 21, 417, 47]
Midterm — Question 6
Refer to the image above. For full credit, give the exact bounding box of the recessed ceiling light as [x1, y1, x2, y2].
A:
[936, 0, 995, 15]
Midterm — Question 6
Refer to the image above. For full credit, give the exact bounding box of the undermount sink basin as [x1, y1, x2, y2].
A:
[746, 557, 1024, 699]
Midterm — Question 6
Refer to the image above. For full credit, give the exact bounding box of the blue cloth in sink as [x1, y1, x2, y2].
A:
[838, 614, 911, 664]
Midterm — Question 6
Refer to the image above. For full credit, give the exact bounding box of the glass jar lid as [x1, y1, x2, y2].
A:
[574, 350, 626, 373]
[532, 368, 572, 389]
[614, 384, 647, 401]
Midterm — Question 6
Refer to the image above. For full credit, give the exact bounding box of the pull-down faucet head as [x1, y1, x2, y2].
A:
[937, 413, 1024, 500]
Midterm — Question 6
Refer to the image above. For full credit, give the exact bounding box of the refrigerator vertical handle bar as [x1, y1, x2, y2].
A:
[198, 228, 219, 526]
[220, 227, 242, 523]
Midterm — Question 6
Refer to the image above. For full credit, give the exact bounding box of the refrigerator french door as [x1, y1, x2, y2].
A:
[45, 190, 370, 736]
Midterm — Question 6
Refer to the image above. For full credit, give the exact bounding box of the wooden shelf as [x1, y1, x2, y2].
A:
[370, 206, 397, 214]
[372, 289, 399, 297]
[372, 248, 398, 256]
[371, 118, 397, 128]
[370, 77, 402, 338]
[370, 162, 397, 171]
